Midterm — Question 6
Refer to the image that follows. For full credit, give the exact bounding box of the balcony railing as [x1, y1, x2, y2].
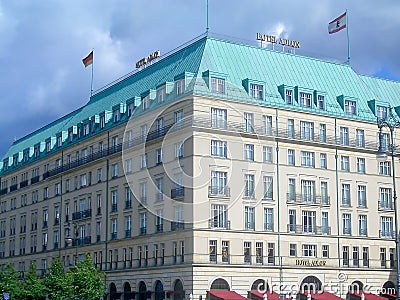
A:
[286, 193, 330, 205]
[19, 180, 29, 189]
[378, 201, 394, 211]
[10, 184, 18, 192]
[125, 229, 131, 238]
[140, 227, 146, 235]
[208, 186, 230, 197]
[156, 224, 163, 233]
[287, 224, 331, 235]
[171, 221, 184, 231]
[379, 230, 394, 239]
[208, 219, 230, 229]
[171, 187, 184, 199]
[264, 223, 274, 232]
[72, 209, 92, 221]
[30, 176, 39, 184]
[125, 201, 132, 209]
[111, 203, 118, 212]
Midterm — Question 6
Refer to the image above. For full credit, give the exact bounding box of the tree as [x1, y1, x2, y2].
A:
[0, 263, 25, 300]
[69, 254, 105, 300]
[23, 262, 46, 300]
[44, 258, 73, 300]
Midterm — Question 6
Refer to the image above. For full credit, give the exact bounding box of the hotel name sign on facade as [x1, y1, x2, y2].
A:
[136, 50, 161, 68]
[257, 32, 301, 48]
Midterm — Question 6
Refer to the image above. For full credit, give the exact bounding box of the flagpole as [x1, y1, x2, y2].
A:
[90, 49, 94, 97]
[206, 0, 209, 34]
[346, 9, 350, 65]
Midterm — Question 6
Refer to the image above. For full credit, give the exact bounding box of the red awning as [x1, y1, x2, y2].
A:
[301, 291, 343, 300]
[208, 290, 248, 300]
[248, 290, 289, 300]
[348, 292, 388, 300]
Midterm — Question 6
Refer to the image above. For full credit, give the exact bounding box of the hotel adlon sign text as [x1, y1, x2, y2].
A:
[257, 32, 300, 48]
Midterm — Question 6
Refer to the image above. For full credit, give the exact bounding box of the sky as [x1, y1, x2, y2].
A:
[1, 0, 400, 158]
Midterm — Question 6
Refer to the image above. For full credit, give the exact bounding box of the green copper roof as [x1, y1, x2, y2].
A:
[2, 34, 400, 173]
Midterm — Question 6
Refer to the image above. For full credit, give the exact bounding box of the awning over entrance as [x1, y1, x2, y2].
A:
[298, 291, 343, 300]
[208, 290, 249, 300]
[347, 293, 389, 300]
[248, 290, 289, 300]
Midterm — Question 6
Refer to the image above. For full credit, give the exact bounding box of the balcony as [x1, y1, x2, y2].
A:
[358, 228, 368, 236]
[156, 224, 163, 233]
[72, 209, 92, 221]
[286, 193, 330, 205]
[140, 227, 146, 235]
[125, 229, 131, 238]
[30, 176, 40, 184]
[343, 227, 352, 236]
[208, 186, 230, 198]
[287, 224, 331, 235]
[111, 203, 118, 212]
[125, 201, 132, 209]
[110, 233, 117, 240]
[171, 187, 184, 199]
[0, 188, 7, 195]
[264, 223, 274, 232]
[19, 180, 29, 189]
[378, 201, 394, 211]
[379, 230, 394, 239]
[171, 221, 184, 231]
[209, 219, 230, 229]
[10, 184, 18, 192]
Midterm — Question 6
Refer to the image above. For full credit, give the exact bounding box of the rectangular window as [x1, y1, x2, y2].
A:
[175, 142, 184, 159]
[288, 209, 296, 232]
[322, 245, 329, 258]
[263, 115, 273, 135]
[256, 242, 263, 264]
[250, 83, 263, 100]
[318, 95, 325, 110]
[342, 213, 351, 235]
[319, 124, 326, 142]
[379, 188, 393, 209]
[263, 176, 273, 200]
[353, 246, 359, 267]
[301, 180, 315, 203]
[340, 127, 349, 146]
[300, 92, 312, 108]
[244, 206, 255, 230]
[288, 149, 295, 166]
[363, 247, 369, 267]
[222, 241, 229, 263]
[344, 100, 357, 115]
[157, 87, 166, 103]
[211, 108, 227, 129]
[321, 181, 329, 205]
[244, 144, 254, 161]
[322, 211, 329, 234]
[288, 178, 296, 201]
[302, 210, 316, 233]
[356, 158, 365, 173]
[286, 90, 293, 105]
[287, 119, 295, 138]
[289, 244, 297, 256]
[244, 112, 254, 132]
[377, 106, 387, 120]
[140, 154, 148, 169]
[301, 151, 315, 167]
[209, 240, 217, 263]
[381, 216, 393, 238]
[341, 156, 350, 171]
[211, 140, 227, 158]
[156, 148, 163, 165]
[244, 174, 255, 198]
[174, 110, 184, 128]
[263, 146, 273, 163]
[244, 241, 251, 264]
[112, 164, 118, 178]
[302, 244, 316, 257]
[343, 246, 349, 266]
[210, 171, 228, 196]
[176, 80, 184, 96]
[358, 215, 367, 236]
[357, 185, 367, 208]
[264, 208, 273, 231]
[380, 248, 387, 268]
[211, 77, 225, 94]
[379, 161, 391, 176]
[320, 153, 327, 169]
[341, 184, 351, 206]
[210, 204, 227, 228]
[356, 129, 365, 147]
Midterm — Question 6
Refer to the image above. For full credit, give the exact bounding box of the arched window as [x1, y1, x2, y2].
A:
[251, 279, 269, 292]
[349, 281, 364, 293]
[138, 281, 147, 300]
[173, 279, 184, 300]
[210, 278, 230, 291]
[155, 280, 164, 300]
[381, 281, 396, 299]
[123, 282, 133, 300]
[300, 276, 322, 293]
[109, 282, 118, 300]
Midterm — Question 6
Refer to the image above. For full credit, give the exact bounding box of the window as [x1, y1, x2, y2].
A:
[97, 168, 102, 182]
[222, 241, 229, 263]
[210, 171, 228, 196]
[140, 182, 147, 204]
[113, 109, 120, 123]
[289, 244, 297, 256]
[341, 156, 350, 171]
[175, 110, 184, 128]
[358, 215, 367, 236]
[112, 164, 118, 178]
[341, 183, 351, 206]
[127, 102, 135, 117]
[211, 77, 225, 94]
[255, 242, 263, 264]
[288, 178, 296, 201]
[302, 244, 316, 257]
[353, 246, 359, 267]
[321, 181, 329, 204]
[380, 132, 390, 151]
[322, 245, 329, 258]
[300, 92, 312, 108]
[264, 208, 273, 231]
[344, 100, 356, 115]
[357, 185, 367, 208]
[140, 212, 147, 235]
[356, 129, 365, 147]
[288, 149, 295, 166]
[211, 108, 227, 129]
[244, 112, 254, 132]
[343, 246, 349, 266]
[156, 209, 163, 232]
[319, 124, 326, 142]
[43, 187, 49, 200]
[157, 87, 166, 103]
[379, 161, 391, 176]
[263, 146, 273, 163]
[209, 240, 217, 263]
[244, 241, 251, 264]
[263, 115, 273, 135]
[379, 188, 393, 209]
[320, 153, 327, 169]
[175, 142, 184, 159]
[155, 178, 164, 201]
[142, 96, 149, 111]
[363, 247, 369, 267]
[250, 83, 263, 100]
[211, 140, 227, 158]
[342, 213, 351, 235]
[357, 158, 365, 173]
[176, 79, 184, 95]
[244, 144, 254, 161]
[380, 248, 387, 268]
[302, 210, 316, 233]
[381, 217, 393, 238]
[301, 151, 315, 167]
[287, 119, 295, 138]
[140, 154, 148, 169]
[211, 204, 228, 228]
[285, 90, 293, 105]
[140, 124, 147, 142]
[377, 106, 387, 120]
[288, 209, 296, 232]
[301, 180, 315, 203]
[340, 127, 349, 145]
[244, 206, 255, 230]
[263, 176, 273, 200]
[125, 159, 132, 174]
[244, 174, 255, 198]
[156, 148, 163, 165]
[322, 211, 329, 234]
[318, 95, 325, 110]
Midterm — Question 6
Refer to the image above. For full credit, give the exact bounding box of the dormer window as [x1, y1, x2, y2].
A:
[34, 146, 40, 157]
[286, 90, 293, 105]
[300, 92, 312, 108]
[211, 78, 225, 94]
[127, 103, 135, 117]
[176, 79, 184, 96]
[46, 141, 51, 152]
[23, 151, 29, 162]
[142, 96, 150, 111]
[100, 115, 105, 129]
[113, 110, 120, 123]
[344, 100, 356, 115]
[157, 87, 166, 103]
[376, 106, 387, 120]
[250, 83, 263, 100]
[57, 136, 62, 147]
[317, 95, 325, 110]
[12, 155, 18, 167]
[83, 124, 89, 136]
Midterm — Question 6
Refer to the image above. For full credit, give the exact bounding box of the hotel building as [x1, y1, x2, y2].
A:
[0, 33, 399, 300]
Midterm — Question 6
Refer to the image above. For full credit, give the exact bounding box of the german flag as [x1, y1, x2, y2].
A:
[82, 51, 93, 67]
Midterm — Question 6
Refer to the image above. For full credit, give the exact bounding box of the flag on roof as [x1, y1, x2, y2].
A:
[328, 12, 346, 34]
[82, 51, 93, 67]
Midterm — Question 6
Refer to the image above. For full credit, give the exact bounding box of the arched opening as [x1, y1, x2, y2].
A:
[381, 281, 396, 299]
[138, 281, 147, 300]
[173, 279, 184, 300]
[155, 280, 165, 300]
[300, 276, 322, 293]
[109, 282, 120, 300]
[210, 278, 230, 291]
[123, 282, 133, 300]
[349, 281, 364, 294]
[251, 279, 269, 292]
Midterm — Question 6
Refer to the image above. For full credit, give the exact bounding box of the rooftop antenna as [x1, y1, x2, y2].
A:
[206, 0, 209, 34]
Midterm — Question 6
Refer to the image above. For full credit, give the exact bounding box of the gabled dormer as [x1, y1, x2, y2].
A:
[243, 78, 265, 101]
[278, 84, 295, 105]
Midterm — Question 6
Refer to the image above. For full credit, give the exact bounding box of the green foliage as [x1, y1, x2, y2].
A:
[69, 254, 105, 300]
[0, 263, 25, 300]
[44, 258, 73, 300]
[23, 262, 46, 300]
